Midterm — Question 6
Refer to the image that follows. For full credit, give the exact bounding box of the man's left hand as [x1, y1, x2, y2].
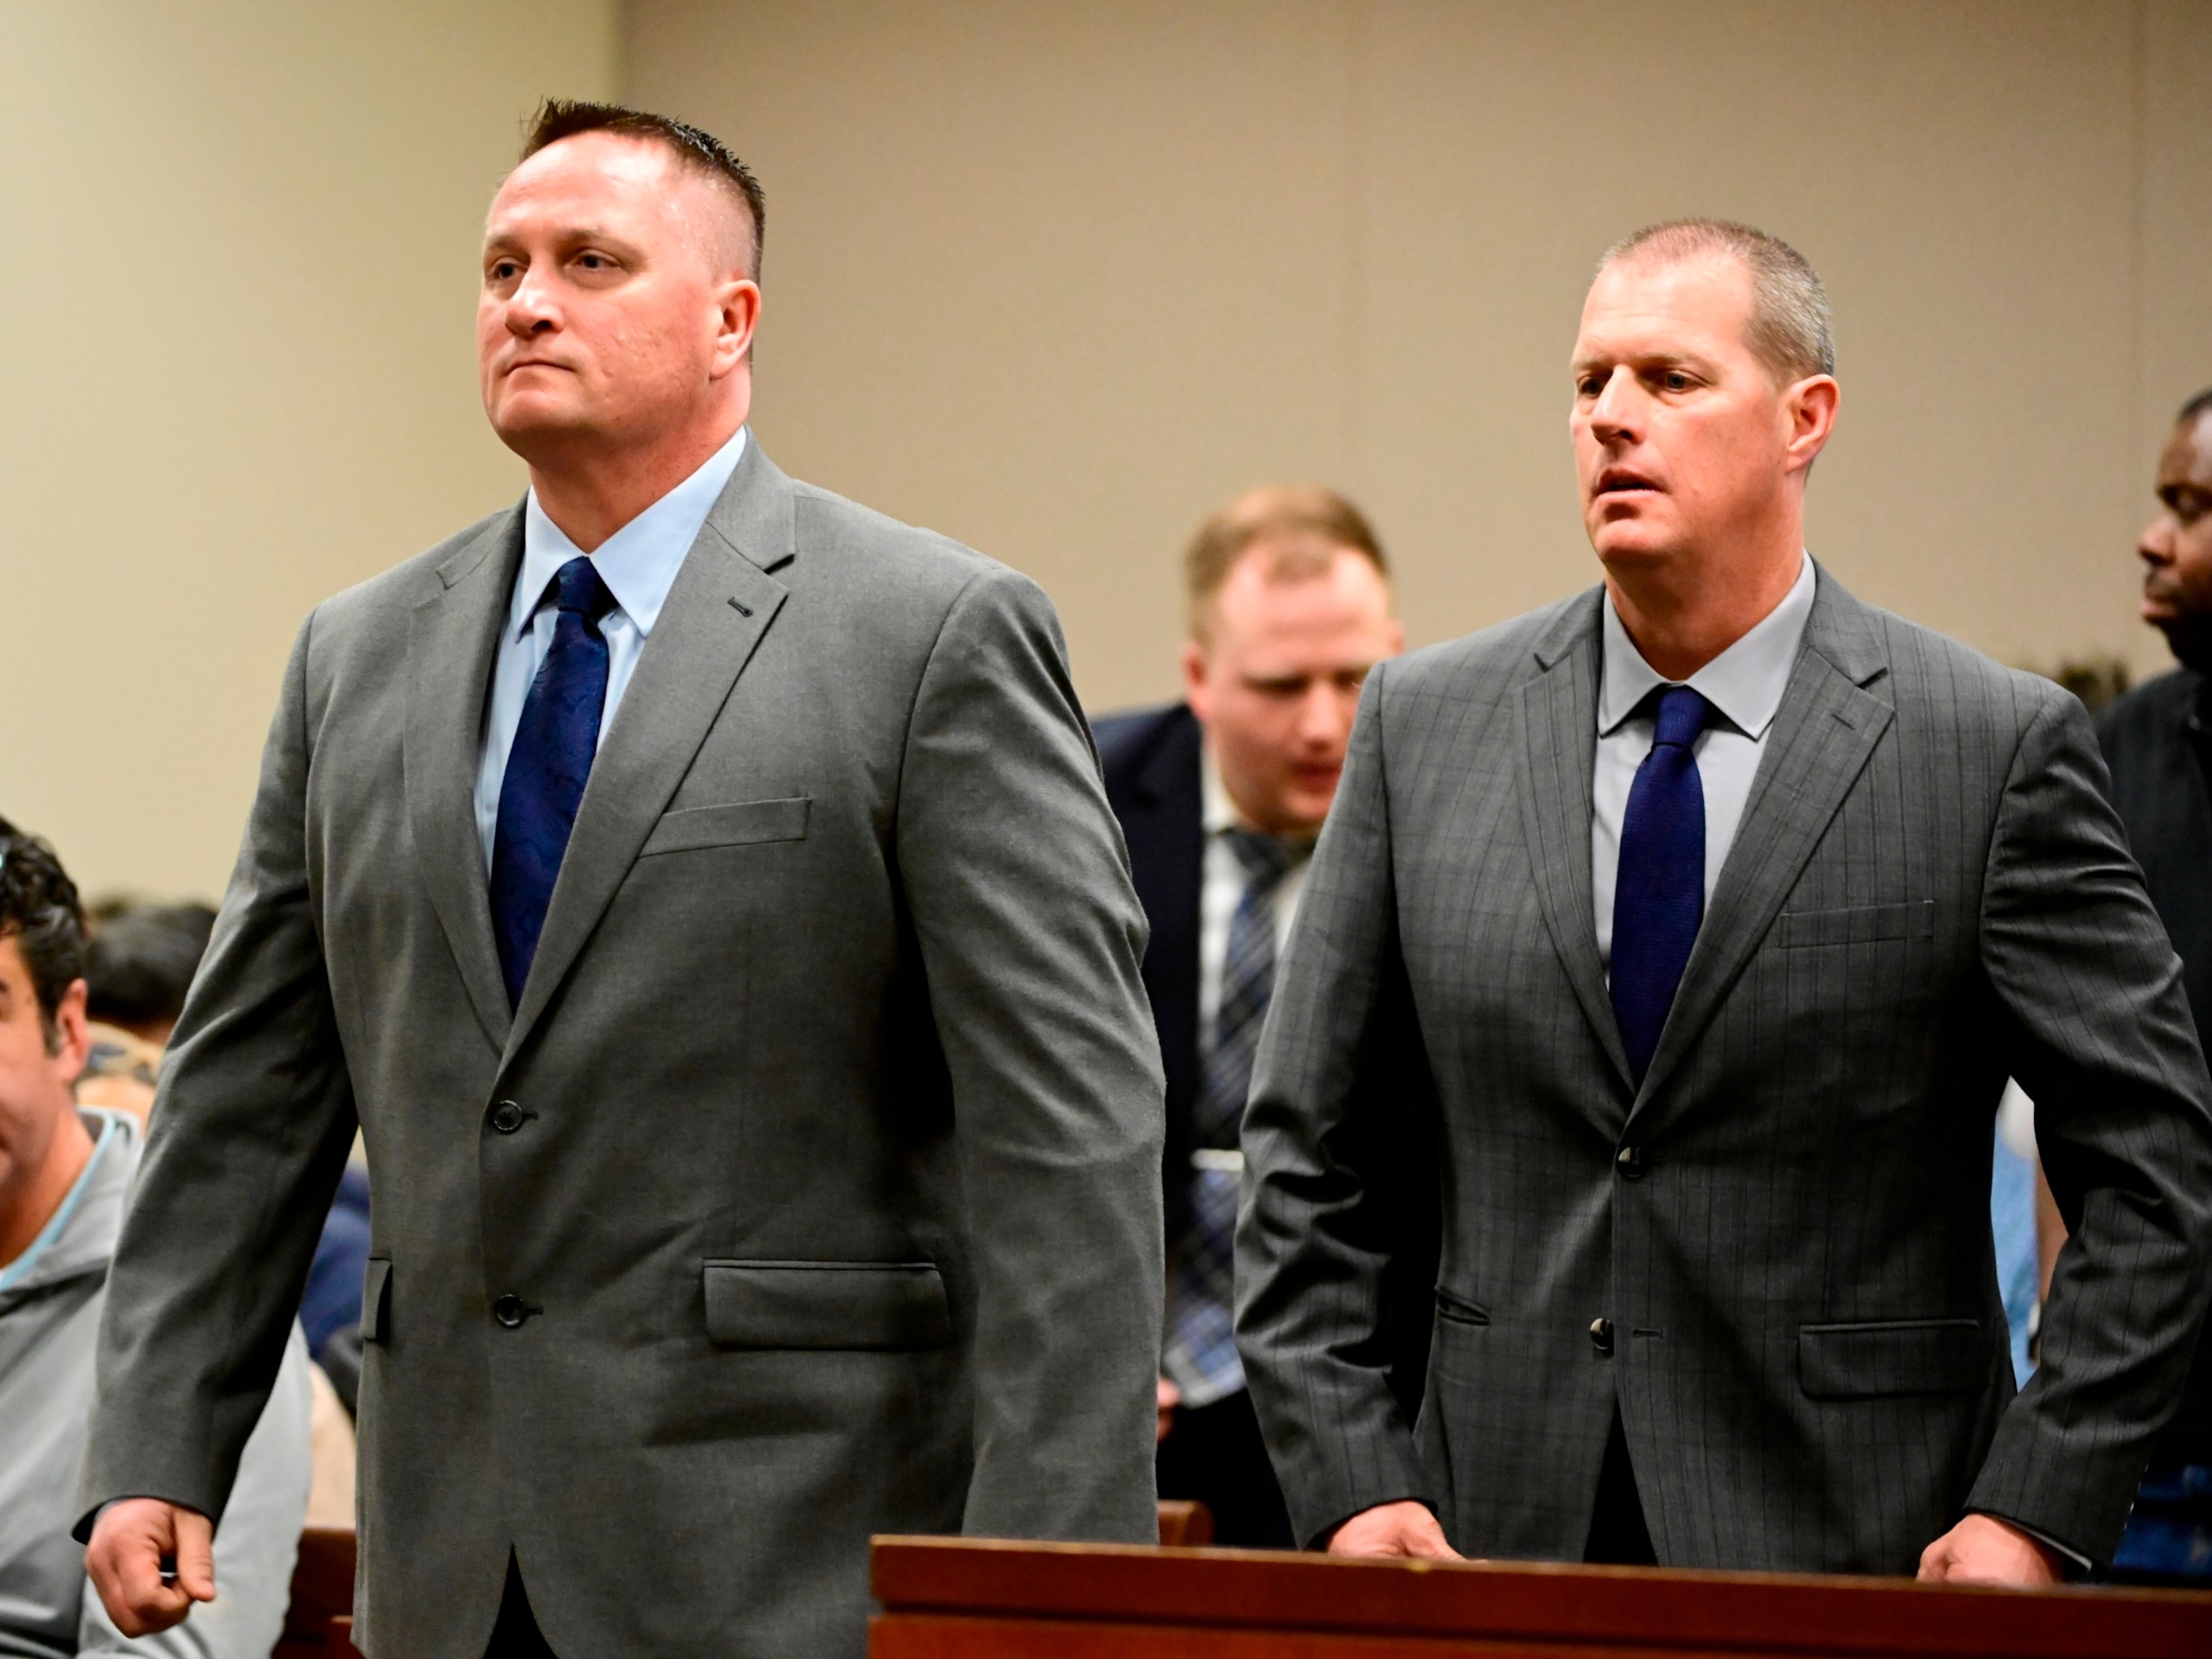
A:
[1917, 1514, 2064, 1587]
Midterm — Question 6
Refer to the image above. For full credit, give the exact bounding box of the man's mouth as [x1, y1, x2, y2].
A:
[1595, 469, 1660, 497]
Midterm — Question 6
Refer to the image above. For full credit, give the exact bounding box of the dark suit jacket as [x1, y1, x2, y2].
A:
[1238, 571, 2212, 1573]
[82, 442, 1167, 1659]
[2098, 666, 2212, 1465]
[1096, 705, 1205, 1234]
[1097, 702, 1436, 1415]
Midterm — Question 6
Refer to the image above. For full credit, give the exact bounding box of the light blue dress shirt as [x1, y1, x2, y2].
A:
[1591, 552, 1816, 971]
[472, 425, 748, 872]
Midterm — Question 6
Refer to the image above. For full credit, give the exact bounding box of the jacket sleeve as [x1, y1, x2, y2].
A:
[78, 1327, 315, 1657]
[1235, 663, 1440, 1547]
[894, 562, 1166, 1543]
[78, 615, 359, 1535]
[1968, 683, 2212, 1565]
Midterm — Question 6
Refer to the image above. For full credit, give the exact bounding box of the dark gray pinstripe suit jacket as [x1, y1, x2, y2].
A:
[1236, 569, 2212, 1573]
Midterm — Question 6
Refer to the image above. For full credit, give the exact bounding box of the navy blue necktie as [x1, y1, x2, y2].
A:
[490, 557, 616, 1009]
[1610, 685, 1713, 1081]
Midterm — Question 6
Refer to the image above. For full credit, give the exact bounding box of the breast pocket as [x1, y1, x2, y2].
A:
[702, 1259, 953, 1351]
[639, 796, 810, 858]
[1775, 900, 1935, 949]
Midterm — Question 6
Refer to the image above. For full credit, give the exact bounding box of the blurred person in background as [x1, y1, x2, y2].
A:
[2090, 385, 2212, 1583]
[0, 817, 313, 1657]
[69, 901, 214, 1128]
[1096, 487, 1414, 1547]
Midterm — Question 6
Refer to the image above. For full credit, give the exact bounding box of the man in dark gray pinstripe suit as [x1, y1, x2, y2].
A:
[1236, 219, 2212, 1583]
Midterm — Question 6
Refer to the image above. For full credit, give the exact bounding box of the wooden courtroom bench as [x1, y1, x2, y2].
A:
[868, 1535, 2212, 1658]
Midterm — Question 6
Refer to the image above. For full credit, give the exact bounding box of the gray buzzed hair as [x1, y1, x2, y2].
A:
[1601, 218, 1835, 382]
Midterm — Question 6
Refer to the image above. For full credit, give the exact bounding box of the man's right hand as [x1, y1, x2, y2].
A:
[86, 1498, 215, 1636]
[1326, 1500, 1464, 1559]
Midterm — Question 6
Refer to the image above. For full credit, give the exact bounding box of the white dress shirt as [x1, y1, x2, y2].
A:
[473, 426, 749, 872]
[1196, 745, 1313, 1038]
[1592, 553, 1815, 972]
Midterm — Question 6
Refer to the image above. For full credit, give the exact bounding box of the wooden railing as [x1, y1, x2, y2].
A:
[868, 1535, 2212, 1658]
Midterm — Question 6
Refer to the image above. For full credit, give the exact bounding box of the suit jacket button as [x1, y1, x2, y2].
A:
[1615, 1145, 1646, 1178]
[1590, 1317, 1614, 1356]
[493, 1294, 530, 1328]
[489, 1100, 526, 1134]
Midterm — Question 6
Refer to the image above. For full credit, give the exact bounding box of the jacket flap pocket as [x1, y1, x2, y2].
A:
[640, 797, 811, 858]
[1434, 1286, 1491, 1326]
[361, 1256, 392, 1344]
[1777, 900, 1935, 949]
[1799, 1318, 1985, 1399]
[703, 1260, 951, 1351]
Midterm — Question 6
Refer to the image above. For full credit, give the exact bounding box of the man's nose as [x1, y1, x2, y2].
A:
[1298, 682, 1351, 747]
[503, 271, 559, 338]
[1587, 367, 1640, 442]
[2141, 514, 2177, 564]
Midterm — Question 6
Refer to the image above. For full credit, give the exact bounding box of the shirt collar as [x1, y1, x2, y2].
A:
[512, 424, 750, 643]
[1597, 552, 1816, 739]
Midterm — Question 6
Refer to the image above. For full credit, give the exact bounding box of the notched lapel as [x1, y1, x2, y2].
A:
[500, 451, 796, 1071]
[1632, 577, 1894, 1113]
[404, 510, 523, 1051]
[1516, 593, 1635, 1096]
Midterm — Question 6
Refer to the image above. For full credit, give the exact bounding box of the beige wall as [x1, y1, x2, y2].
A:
[0, 2, 619, 899]
[627, 0, 2212, 711]
[8, 3, 2211, 898]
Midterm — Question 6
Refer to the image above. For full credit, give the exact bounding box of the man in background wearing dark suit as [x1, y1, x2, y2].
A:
[2095, 385, 2212, 1583]
[1096, 487, 1401, 1546]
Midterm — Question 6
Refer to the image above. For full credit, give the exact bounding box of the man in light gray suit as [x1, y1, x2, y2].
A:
[81, 102, 1164, 1657]
[1236, 219, 2212, 1583]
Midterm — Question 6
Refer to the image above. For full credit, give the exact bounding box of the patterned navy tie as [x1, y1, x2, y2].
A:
[490, 556, 616, 1010]
[1609, 685, 1713, 1082]
[1163, 828, 1303, 1405]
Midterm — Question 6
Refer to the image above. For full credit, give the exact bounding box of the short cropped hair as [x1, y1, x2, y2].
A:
[0, 816, 86, 1050]
[1601, 218, 1835, 384]
[523, 99, 765, 280]
[1184, 486, 1388, 643]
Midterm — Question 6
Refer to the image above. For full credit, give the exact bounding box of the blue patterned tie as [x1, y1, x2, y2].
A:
[1610, 685, 1712, 1082]
[490, 557, 616, 1009]
[1164, 828, 1303, 1405]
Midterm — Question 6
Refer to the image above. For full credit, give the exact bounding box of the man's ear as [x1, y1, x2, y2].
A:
[49, 979, 90, 1085]
[1784, 374, 1840, 474]
[1180, 639, 1213, 722]
[711, 279, 762, 377]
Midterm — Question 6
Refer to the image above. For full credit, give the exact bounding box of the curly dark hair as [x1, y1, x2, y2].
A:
[0, 816, 86, 1050]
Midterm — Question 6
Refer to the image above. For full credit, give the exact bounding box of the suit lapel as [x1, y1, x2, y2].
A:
[1631, 570, 1894, 1114]
[405, 509, 524, 1051]
[1516, 591, 1635, 1096]
[500, 441, 796, 1071]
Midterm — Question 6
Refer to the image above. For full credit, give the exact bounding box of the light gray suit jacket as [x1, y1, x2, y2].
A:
[1236, 570, 2212, 1573]
[81, 441, 1166, 1657]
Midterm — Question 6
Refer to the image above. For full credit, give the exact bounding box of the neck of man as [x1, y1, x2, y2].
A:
[0, 1102, 94, 1270]
[525, 385, 749, 554]
[1602, 498, 1807, 683]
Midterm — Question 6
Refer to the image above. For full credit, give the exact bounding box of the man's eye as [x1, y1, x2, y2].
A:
[575, 252, 613, 271]
[1663, 371, 1692, 391]
[488, 261, 520, 282]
